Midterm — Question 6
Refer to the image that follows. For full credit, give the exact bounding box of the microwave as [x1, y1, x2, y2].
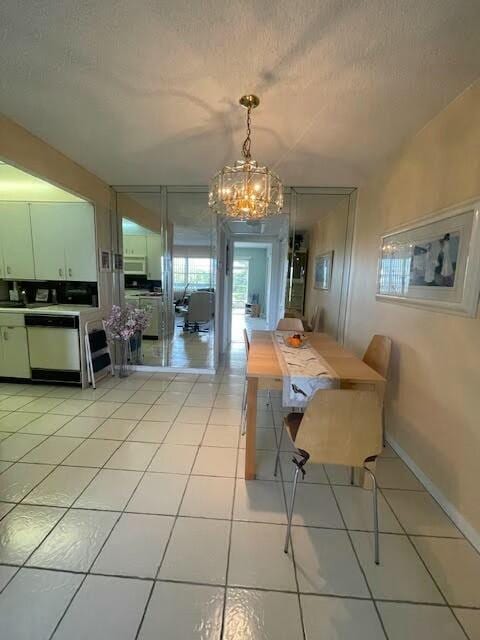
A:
[124, 256, 147, 275]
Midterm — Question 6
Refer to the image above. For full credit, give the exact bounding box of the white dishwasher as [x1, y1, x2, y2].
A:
[25, 314, 81, 383]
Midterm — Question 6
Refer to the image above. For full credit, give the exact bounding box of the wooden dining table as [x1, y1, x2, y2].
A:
[245, 331, 386, 479]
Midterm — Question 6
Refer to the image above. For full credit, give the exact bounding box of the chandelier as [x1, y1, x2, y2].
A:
[209, 95, 283, 220]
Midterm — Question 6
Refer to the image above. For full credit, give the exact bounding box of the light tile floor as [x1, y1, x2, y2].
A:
[0, 345, 479, 639]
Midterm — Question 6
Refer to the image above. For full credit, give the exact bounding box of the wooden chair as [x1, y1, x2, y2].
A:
[276, 318, 304, 332]
[277, 389, 383, 563]
[363, 335, 392, 444]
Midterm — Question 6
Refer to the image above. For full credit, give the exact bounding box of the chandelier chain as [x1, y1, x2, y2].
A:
[242, 106, 252, 160]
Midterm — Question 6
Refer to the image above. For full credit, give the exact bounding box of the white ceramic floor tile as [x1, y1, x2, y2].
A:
[323, 464, 353, 485]
[383, 489, 461, 537]
[234, 480, 286, 524]
[0, 564, 17, 590]
[28, 509, 118, 571]
[375, 458, 425, 490]
[127, 390, 161, 404]
[53, 574, 151, 640]
[143, 404, 181, 422]
[105, 441, 158, 471]
[0, 433, 47, 461]
[92, 513, 174, 578]
[140, 380, 170, 392]
[236, 449, 283, 482]
[55, 416, 105, 437]
[148, 444, 198, 474]
[80, 401, 122, 418]
[185, 394, 215, 408]
[90, 417, 138, 440]
[180, 475, 235, 519]
[0, 412, 42, 432]
[111, 403, 151, 420]
[224, 588, 303, 640]
[412, 537, 480, 607]
[453, 608, 480, 639]
[17, 397, 64, 413]
[209, 408, 242, 426]
[0, 396, 38, 411]
[213, 395, 243, 409]
[0, 462, 54, 502]
[302, 594, 385, 640]
[0, 460, 12, 472]
[24, 466, 98, 507]
[126, 472, 188, 515]
[45, 387, 78, 399]
[138, 581, 224, 640]
[70, 387, 109, 401]
[350, 531, 443, 602]
[284, 482, 344, 528]
[378, 601, 466, 640]
[228, 521, 297, 591]
[292, 526, 369, 596]
[160, 517, 230, 584]
[175, 406, 211, 424]
[0, 504, 65, 564]
[49, 399, 93, 416]
[168, 381, 195, 393]
[203, 426, 240, 448]
[0, 567, 83, 640]
[283, 456, 329, 484]
[192, 446, 237, 477]
[62, 438, 120, 467]
[74, 469, 142, 510]
[333, 485, 403, 533]
[127, 420, 171, 443]
[22, 436, 84, 464]
[100, 389, 136, 403]
[0, 501, 14, 519]
[239, 428, 277, 451]
[19, 413, 72, 435]
[164, 422, 206, 445]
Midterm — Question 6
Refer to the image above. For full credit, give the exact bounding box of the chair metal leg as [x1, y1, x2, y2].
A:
[241, 384, 248, 436]
[274, 425, 285, 477]
[350, 466, 355, 485]
[363, 465, 380, 565]
[284, 465, 300, 553]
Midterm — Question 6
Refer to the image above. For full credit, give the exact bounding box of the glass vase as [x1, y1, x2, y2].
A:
[118, 339, 130, 378]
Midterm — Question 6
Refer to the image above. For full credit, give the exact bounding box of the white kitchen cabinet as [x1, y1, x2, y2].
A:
[124, 235, 147, 256]
[146, 234, 162, 280]
[0, 326, 30, 378]
[30, 203, 97, 281]
[0, 203, 35, 279]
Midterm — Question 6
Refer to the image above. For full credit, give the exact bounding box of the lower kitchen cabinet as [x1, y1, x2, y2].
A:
[0, 326, 31, 378]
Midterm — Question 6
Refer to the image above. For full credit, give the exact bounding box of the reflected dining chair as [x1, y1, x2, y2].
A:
[277, 389, 383, 563]
[241, 329, 250, 436]
[276, 318, 304, 331]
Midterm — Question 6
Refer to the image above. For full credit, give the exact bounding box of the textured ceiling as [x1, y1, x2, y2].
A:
[1, 1, 480, 186]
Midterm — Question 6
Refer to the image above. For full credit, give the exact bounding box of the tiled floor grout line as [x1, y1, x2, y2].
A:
[324, 468, 390, 640]
[378, 486, 472, 639]
[133, 398, 215, 640]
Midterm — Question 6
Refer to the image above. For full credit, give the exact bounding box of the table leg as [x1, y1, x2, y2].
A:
[245, 377, 258, 480]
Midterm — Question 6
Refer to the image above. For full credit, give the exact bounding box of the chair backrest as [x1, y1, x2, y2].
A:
[277, 318, 304, 332]
[243, 328, 250, 356]
[188, 291, 215, 324]
[294, 389, 382, 467]
[363, 335, 392, 379]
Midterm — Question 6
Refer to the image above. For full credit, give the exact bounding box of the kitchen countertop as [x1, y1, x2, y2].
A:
[0, 304, 101, 317]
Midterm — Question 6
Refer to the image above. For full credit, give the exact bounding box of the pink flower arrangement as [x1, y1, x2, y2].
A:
[105, 305, 151, 341]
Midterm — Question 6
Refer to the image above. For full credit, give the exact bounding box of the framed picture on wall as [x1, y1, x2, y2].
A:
[376, 200, 480, 316]
[314, 251, 333, 290]
[114, 253, 123, 272]
[99, 249, 112, 272]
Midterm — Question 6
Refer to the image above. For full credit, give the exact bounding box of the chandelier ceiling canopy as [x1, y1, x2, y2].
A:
[209, 95, 283, 221]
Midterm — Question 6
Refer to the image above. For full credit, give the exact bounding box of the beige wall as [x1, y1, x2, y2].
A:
[304, 196, 350, 336]
[345, 81, 480, 541]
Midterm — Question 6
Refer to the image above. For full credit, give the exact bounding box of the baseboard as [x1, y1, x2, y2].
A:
[386, 434, 480, 553]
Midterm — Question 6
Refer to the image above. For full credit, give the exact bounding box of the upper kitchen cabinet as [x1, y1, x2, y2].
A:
[124, 235, 147, 256]
[146, 234, 162, 280]
[31, 203, 97, 281]
[0, 203, 35, 279]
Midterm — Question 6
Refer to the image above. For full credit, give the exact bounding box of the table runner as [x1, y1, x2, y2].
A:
[272, 331, 338, 407]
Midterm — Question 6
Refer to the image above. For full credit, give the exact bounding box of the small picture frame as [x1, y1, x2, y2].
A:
[314, 251, 333, 290]
[114, 253, 124, 272]
[376, 200, 480, 317]
[99, 249, 112, 272]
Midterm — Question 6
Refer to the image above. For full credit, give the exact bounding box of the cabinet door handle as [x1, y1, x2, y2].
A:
[68, 268, 73, 278]
[6, 266, 11, 274]
[3, 330, 8, 341]
[59, 268, 63, 277]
